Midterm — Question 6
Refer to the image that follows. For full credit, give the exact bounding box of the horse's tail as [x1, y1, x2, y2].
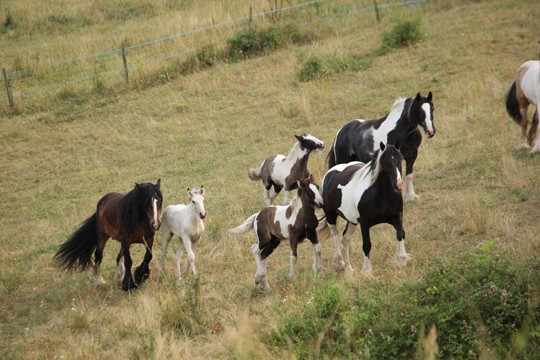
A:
[316, 209, 328, 232]
[505, 80, 521, 124]
[248, 163, 263, 180]
[54, 213, 99, 271]
[228, 213, 258, 235]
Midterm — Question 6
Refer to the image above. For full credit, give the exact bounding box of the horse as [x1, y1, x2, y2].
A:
[327, 92, 434, 201]
[161, 186, 207, 280]
[54, 180, 163, 292]
[504, 60, 540, 153]
[228, 175, 324, 291]
[248, 134, 325, 206]
[320, 143, 410, 273]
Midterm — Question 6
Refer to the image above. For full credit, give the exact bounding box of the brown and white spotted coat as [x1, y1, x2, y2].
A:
[228, 176, 323, 290]
[248, 134, 325, 206]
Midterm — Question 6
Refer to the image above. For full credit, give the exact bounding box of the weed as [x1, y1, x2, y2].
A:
[380, 16, 422, 54]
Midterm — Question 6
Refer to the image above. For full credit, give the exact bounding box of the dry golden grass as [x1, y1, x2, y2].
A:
[1, 0, 540, 358]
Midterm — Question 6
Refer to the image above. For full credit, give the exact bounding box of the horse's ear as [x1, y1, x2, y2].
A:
[380, 142, 386, 151]
[295, 134, 302, 142]
[186, 188, 191, 196]
[309, 173, 315, 181]
[200, 185, 205, 195]
[156, 179, 161, 188]
[415, 92, 421, 102]
[427, 91, 432, 101]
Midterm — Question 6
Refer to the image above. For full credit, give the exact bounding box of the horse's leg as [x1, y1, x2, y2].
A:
[251, 242, 270, 291]
[288, 236, 299, 278]
[121, 244, 136, 291]
[175, 238, 185, 280]
[328, 222, 345, 271]
[263, 186, 272, 207]
[116, 248, 125, 284]
[404, 153, 418, 201]
[307, 230, 322, 273]
[92, 232, 108, 285]
[518, 103, 530, 148]
[183, 236, 197, 276]
[391, 216, 411, 269]
[271, 184, 282, 205]
[530, 109, 540, 153]
[161, 228, 173, 275]
[359, 221, 373, 273]
[342, 222, 357, 272]
[134, 236, 153, 285]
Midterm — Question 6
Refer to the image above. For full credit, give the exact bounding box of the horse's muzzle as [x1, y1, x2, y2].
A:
[199, 212, 207, 220]
[150, 220, 161, 232]
[395, 179, 404, 192]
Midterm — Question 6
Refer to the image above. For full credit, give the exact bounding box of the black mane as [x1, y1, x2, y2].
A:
[119, 182, 162, 235]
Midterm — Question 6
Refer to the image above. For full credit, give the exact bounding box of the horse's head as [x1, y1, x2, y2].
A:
[187, 186, 207, 220]
[377, 142, 404, 193]
[297, 174, 324, 208]
[410, 92, 435, 138]
[139, 179, 163, 232]
[295, 133, 325, 153]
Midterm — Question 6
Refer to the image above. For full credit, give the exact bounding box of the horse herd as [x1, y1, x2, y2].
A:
[54, 60, 539, 292]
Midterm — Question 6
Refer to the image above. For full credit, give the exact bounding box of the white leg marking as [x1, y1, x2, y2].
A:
[116, 256, 125, 284]
[393, 240, 412, 269]
[263, 188, 271, 206]
[329, 224, 345, 271]
[289, 252, 297, 278]
[93, 262, 106, 285]
[312, 242, 322, 273]
[183, 237, 197, 276]
[342, 224, 357, 272]
[362, 256, 372, 273]
[404, 173, 417, 201]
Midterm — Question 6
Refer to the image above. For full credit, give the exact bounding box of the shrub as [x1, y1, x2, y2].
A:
[380, 16, 422, 54]
[298, 53, 372, 82]
[267, 241, 540, 358]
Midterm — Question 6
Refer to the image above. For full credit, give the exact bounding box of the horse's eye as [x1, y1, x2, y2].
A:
[192, 201, 195, 204]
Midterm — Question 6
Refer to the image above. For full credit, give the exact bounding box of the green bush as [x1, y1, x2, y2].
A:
[380, 16, 422, 54]
[267, 241, 540, 358]
[298, 53, 372, 82]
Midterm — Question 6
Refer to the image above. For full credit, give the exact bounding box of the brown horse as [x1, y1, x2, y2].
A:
[228, 175, 323, 291]
[54, 180, 163, 291]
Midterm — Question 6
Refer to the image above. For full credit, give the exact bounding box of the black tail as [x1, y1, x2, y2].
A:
[505, 81, 521, 124]
[54, 213, 98, 271]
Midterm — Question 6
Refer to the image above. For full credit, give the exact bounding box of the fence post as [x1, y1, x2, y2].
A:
[2, 67, 14, 110]
[249, 5, 253, 27]
[121, 43, 129, 85]
[373, 0, 380, 22]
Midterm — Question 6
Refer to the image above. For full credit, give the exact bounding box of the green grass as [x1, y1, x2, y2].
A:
[1, 0, 540, 358]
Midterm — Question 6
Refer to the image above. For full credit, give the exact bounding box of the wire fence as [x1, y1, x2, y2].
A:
[1, 0, 429, 109]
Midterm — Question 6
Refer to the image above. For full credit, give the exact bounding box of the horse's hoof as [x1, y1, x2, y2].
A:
[393, 254, 412, 269]
[333, 258, 346, 272]
[404, 193, 418, 202]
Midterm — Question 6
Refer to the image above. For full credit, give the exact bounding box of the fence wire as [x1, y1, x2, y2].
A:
[1, 0, 429, 103]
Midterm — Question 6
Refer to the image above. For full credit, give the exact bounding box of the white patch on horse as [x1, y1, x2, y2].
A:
[309, 183, 324, 207]
[335, 163, 373, 223]
[152, 197, 159, 229]
[272, 199, 301, 239]
[371, 99, 406, 151]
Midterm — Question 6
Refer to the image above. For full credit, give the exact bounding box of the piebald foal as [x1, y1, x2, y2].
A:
[248, 134, 325, 206]
[229, 176, 323, 291]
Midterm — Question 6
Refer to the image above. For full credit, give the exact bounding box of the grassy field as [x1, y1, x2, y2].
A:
[1, 0, 540, 358]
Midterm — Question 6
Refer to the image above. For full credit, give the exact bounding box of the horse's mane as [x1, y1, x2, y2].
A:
[120, 183, 162, 235]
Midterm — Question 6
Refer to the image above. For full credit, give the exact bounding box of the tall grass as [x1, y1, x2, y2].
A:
[1, 0, 539, 358]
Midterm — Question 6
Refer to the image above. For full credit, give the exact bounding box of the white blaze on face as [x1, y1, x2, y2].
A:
[421, 103, 434, 136]
[152, 197, 159, 228]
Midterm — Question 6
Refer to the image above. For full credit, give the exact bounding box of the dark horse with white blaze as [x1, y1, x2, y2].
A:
[248, 134, 325, 206]
[321, 143, 410, 273]
[54, 180, 163, 291]
[328, 92, 434, 201]
[505, 60, 540, 153]
[229, 175, 324, 291]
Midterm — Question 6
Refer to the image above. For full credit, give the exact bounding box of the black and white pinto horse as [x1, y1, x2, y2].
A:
[505, 60, 540, 153]
[248, 134, 325, 206]
[321, 143, 410, 273]
[328, 92, 434, 201]
[228, 176, 324, 291]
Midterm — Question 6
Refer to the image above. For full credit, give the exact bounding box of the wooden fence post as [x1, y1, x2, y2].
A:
[2, 67, 14, 110]
[249, 6, 253, 27]
[373, 0, 380, 22]
[121, 43, 129, 85]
